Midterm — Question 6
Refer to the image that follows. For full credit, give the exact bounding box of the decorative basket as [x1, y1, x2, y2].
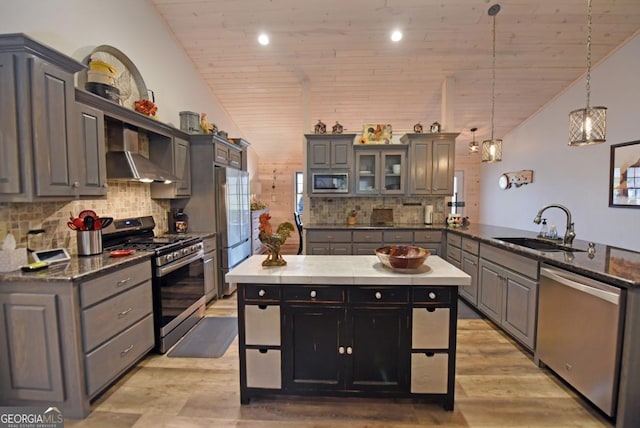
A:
[179, 111, 201, 134]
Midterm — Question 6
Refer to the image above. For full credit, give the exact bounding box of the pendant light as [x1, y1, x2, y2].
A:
[568, 0, 607, 145]
[482, 4, 502, 163]
[468, 127, 479, 154]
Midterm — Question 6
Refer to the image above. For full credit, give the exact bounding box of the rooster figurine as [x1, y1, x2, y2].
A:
[200, 113, 216, 134]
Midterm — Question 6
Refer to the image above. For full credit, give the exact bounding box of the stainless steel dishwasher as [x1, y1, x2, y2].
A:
[535, 264, 625, 417]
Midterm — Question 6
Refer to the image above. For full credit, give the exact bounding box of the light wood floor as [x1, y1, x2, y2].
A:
[67, 294, 614, 427]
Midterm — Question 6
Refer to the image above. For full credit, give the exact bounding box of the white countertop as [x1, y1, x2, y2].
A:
[226, 255, 470, 286]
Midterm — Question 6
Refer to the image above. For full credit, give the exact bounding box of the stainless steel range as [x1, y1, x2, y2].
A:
[102, 216, 205, 353]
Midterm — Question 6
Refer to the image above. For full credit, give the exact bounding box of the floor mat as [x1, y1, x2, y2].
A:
[167, 317, 237, 358]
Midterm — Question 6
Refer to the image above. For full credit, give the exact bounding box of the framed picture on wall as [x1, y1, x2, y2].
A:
[609, 139, 640, 208]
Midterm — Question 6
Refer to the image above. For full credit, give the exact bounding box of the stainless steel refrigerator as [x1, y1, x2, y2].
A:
[215, 166, 251, 296]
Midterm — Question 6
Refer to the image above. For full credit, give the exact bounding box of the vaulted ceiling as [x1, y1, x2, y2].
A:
[150, 0, 640, 161]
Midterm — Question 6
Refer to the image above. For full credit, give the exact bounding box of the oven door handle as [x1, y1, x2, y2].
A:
[156, 250, 204, 277]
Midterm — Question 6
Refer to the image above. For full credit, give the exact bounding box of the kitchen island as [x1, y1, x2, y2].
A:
[226, 254, 470, 410]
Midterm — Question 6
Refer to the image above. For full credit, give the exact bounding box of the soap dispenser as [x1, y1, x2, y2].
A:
[539, 219, 548, 238]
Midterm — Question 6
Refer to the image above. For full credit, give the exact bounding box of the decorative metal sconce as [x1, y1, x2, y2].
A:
[497, 170, 534, 190]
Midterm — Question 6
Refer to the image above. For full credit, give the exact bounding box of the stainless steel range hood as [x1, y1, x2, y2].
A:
[106, 124, 179, 183]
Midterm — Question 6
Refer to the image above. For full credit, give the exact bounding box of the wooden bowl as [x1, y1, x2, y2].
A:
[375, 245, 430, 269]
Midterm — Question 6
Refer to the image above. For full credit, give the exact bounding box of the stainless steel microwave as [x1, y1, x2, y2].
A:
[312, 172, 349, 193]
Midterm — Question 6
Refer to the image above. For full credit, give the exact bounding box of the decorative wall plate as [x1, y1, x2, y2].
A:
[361, 124, 392, 144]
[78, 45, 149, 109]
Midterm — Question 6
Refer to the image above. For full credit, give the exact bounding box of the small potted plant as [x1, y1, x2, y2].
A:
[346, 209, 357, 225]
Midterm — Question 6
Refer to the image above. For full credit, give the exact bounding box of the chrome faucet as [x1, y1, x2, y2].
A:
[533, 204, 576, 246]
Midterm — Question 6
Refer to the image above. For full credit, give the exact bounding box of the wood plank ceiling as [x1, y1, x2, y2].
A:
[150, 0, 640, 162]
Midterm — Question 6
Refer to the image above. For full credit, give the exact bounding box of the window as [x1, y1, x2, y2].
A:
[450, 170, 465, 215]
[295, 171, 304, 213]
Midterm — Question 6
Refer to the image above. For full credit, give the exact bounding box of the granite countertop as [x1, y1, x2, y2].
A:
[306, 222, 447, 230]
[305, 222, 640, 288]
[226, 255, 470, 286]
[447, 224, 640, 288]
[0, 250, 152, 283]
[0, 231, 216, 283]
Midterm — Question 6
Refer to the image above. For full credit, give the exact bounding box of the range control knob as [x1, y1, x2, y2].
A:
[173, 251, 180, 260]
[166, 253, 173, 262]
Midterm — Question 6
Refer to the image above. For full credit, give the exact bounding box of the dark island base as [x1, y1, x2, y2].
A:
[240, 389, 454, 411]
[237, 283, 459, 412]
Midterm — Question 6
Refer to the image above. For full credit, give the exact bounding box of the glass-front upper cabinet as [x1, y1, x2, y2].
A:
[354, 146, 407, 195]
[355, 151, 379, 195]
[381, 150, 406, 195]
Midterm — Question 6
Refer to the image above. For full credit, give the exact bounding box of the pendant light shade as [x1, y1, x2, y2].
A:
[482, 4, 502, 163]
[568, 0, 607, 146]
[482, 138, 502, 162]
[468, 127, 479, 154]
[569, 106, 607, 145]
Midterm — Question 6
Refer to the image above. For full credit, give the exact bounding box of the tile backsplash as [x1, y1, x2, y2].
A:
[0, 182, 170, 255]
[308, 196, 447, 225]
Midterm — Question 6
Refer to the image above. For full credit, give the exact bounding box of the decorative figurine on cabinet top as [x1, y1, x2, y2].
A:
[332, 121, 344, 134]
[314, 120, 327, 135]
[200, 113, 216, 134]
[430, 121, 441, 133]
[413, 122, 423, 133]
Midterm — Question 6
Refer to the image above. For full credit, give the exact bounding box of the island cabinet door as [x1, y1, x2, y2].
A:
[282, 306, 347, 392]
[346, 307, 410, 392]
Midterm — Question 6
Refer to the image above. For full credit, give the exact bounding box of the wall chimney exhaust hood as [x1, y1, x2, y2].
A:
[106, 124, 179, 183]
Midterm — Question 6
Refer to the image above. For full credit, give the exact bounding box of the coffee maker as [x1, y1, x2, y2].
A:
[168, 208, 189, 234]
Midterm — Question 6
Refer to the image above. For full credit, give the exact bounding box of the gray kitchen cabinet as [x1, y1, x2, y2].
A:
[354, 145, 407, 196]
[0, 293, 65, 403]
[401, 133, 458, 196]
[459, 238, 480, 306]
[306, 228, 444, 256]
[307, 134, 354, 169]
[150, 136, 191, 198]
[191, 134, 243, 169]
[306, 229, 352, 255]
[202, 235, 218, 303]
[352, 230, 383, 255]
[0, 259, 153, 418]
[477, 244, 539, 350]
[0, 34, 85, 202]
[445, 233, 462, 268]
[413, 230, 443, 256]
[76, 103, 108, 197]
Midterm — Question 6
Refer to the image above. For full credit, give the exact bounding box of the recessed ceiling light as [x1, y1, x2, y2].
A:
[391, 30, 403, 42]
[258, 33, 270, 46]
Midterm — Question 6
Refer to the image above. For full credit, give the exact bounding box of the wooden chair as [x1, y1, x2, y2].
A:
[294, 212, 303, 255]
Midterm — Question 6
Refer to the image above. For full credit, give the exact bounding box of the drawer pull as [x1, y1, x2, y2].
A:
[375, 291, 382, 300]
[346, 346, 353, 355]
[310, 290, 317, 298]
[116, 278, 131, 287]
[428, 292, 437, 299]
[258, 289, 266, 297]
[120, 344, 134, 357]
[338, 346, 345, 355]
[118, 307, 133, 318]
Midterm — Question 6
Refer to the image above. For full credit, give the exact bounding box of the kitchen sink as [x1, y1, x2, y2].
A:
[493, 237, 585, 252]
